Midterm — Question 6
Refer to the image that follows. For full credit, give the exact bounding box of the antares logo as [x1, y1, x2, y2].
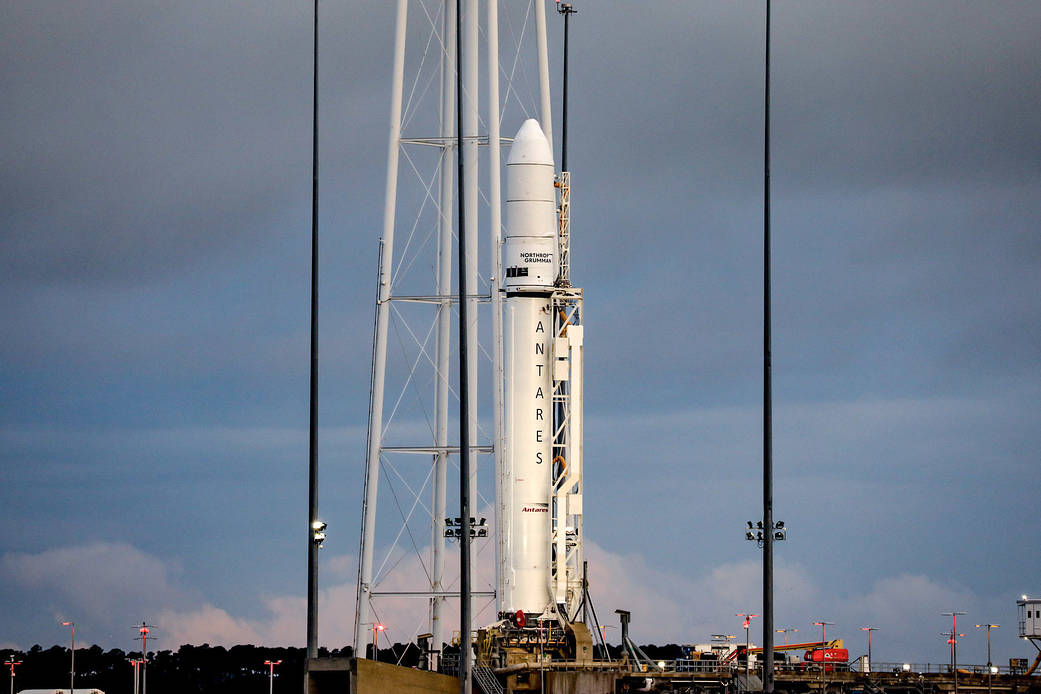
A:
[521, 506, 549, 513]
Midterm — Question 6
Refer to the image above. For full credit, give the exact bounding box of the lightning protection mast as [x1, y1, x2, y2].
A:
[353, 0, 556, 672]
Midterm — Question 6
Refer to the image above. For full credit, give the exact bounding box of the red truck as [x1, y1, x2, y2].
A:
[802, 648, 849, 672]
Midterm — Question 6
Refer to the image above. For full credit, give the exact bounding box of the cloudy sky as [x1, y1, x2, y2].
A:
[2, 0, 1039, 668]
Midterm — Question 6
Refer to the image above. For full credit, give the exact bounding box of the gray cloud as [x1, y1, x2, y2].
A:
[0, 0, 1038, 655]
[0, 542, 193, 646]
[0, 0, 390, 288]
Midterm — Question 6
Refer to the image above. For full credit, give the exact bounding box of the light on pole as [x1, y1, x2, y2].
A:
[599, 625, 616, 661]
[812, 621, 834, 694]
[127, 659, 143, 694]
[942, 632, 966, 690]
[264, 659, 281, 694]
[777, 628, 797, 645]
[942, 611, 967, 694]
[975, 624, 999, 694]
[738, 614, 759, 675]
[370, 623, 385, 662]
[4, 655, 21, 694]
[61, 620, 75, 694]
[861, 627, 878, 674]
[135, 622, 156, 694]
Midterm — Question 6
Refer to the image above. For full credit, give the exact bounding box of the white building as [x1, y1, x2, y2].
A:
[1018, 596, 1041, 638]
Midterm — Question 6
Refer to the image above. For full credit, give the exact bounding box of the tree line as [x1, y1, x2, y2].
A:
[1, 641, 691, 694]
[0, 644, 350, 694]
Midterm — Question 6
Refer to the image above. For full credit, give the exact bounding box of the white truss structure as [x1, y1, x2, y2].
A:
[550, 286, 583, 619]
[353, 0, 557, 664]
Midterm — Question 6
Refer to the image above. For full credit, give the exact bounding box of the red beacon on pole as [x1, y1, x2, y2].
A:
[4, 656, 22, 694]
[263, 659, 282, 694]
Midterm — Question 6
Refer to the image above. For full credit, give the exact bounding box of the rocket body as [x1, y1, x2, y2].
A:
[499, 119, 557, 616]
[502, 297, 553, 614]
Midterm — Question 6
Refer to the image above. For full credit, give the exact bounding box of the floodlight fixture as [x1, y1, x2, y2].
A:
[976, 623, 1000, 694]
[312, 520, 327, 547]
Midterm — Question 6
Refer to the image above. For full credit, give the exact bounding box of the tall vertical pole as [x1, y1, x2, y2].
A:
[431, 0, 457, 668]
[140, 628, 147, 694]
[954, 615, 960, 694]
[355, 0, 408, 655]
[456, 1, 473, 691]
[265, 660, 281, 694]
[487, 0, 505, 623]
[762, 1, 775, 692]
[942, 612, 966, 694]
[737, 614, 758, 677]
[559, 5, 574, 173]
[463, 0, 480, 551]
[5, 657, 21, 694]
[813, 620, 833, 694]
[746, 622, 751, 676]
[976, 624, 998, 694]
[61, 621, 75, 694]
[535, 0, 554, 151]
[306, 0, 320, 663]
[861, 626, 878, 674]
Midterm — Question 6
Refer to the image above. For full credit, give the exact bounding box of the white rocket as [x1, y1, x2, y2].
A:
[498, 119, 584, 623]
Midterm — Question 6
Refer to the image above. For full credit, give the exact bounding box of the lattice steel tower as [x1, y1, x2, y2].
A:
[353, 0, 565, 665]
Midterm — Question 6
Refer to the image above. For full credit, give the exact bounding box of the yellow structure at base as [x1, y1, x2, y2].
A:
[352, 659, 458, 694]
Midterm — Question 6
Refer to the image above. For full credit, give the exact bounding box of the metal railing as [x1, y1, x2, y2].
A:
[440, 653, 459, 676]
[632, 659, 1029, 677]
[442, 653, 1030, 678]
[872, 662, 1023, 676]
[598, 659, 853, 675]
[670, 659, 736, 674]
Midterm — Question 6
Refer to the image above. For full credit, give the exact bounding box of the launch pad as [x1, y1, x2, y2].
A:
[308, 642, 1041, 694]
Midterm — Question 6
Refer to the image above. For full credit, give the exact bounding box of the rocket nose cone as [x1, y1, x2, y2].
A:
[507, 119, 554, 167]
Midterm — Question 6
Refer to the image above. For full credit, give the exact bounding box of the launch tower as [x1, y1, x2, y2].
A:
[353, 0, 586, 668]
